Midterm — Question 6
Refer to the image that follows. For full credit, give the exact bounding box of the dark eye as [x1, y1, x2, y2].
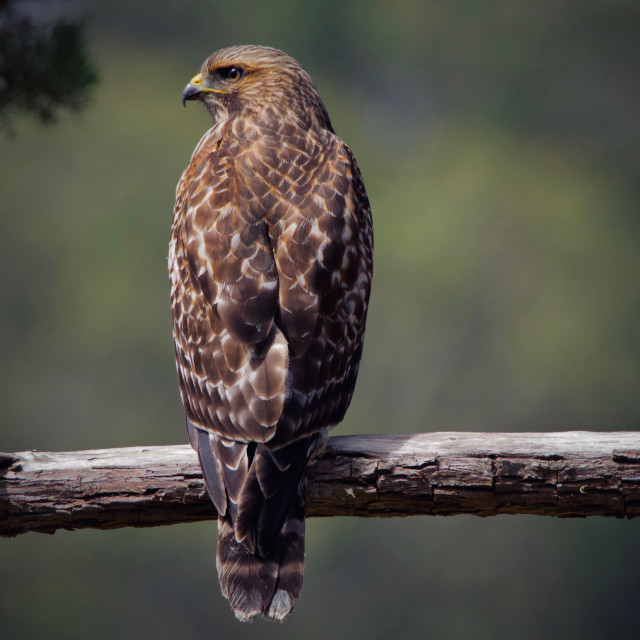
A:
[224, 67, 244, 82]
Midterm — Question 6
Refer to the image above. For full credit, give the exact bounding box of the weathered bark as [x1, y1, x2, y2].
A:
[2, 432, 640, 537]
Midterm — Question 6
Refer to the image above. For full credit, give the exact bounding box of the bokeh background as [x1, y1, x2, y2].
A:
[2, 1, 640, 638]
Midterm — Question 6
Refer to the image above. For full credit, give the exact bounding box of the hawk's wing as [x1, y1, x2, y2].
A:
[171, 122, 285, 445]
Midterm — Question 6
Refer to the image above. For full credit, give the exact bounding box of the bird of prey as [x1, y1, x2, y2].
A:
[169, 45, 373, 622]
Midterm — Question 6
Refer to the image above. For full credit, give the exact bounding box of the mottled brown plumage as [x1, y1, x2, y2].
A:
[169, 45, 373, 621]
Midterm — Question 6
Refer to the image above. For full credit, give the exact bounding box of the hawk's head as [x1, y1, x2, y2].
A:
[182, 45, 332, 130]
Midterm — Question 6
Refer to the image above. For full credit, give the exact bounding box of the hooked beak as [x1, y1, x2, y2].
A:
[182, 73, 204, 107]
[181, 72, 228, 107]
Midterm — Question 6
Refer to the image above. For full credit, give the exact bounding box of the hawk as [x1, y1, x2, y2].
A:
[169, 45, 373, 621]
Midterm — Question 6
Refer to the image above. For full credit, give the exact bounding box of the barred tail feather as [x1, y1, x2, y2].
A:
[216, 489, 306, 622]
[190, 421, 315, 621]
[267, 494, 306, 620]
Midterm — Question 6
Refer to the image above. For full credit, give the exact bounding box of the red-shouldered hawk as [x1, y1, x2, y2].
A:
[169, 45, 373, 622]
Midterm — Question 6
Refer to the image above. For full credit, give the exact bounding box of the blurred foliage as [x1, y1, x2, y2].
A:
[1, 1, 639, 638]
[0, 0, 96, 127]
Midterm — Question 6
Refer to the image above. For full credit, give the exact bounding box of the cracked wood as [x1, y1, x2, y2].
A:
[2, 432, 640, 537]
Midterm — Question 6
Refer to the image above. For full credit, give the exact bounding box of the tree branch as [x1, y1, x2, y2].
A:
[2, 432, 640, 537]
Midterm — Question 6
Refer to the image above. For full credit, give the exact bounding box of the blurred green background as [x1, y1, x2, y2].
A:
[2, 1, 640, 638]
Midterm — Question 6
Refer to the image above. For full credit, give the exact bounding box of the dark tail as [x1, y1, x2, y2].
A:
[216, 485, 306, 622]
[189, 420, 316, 622]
